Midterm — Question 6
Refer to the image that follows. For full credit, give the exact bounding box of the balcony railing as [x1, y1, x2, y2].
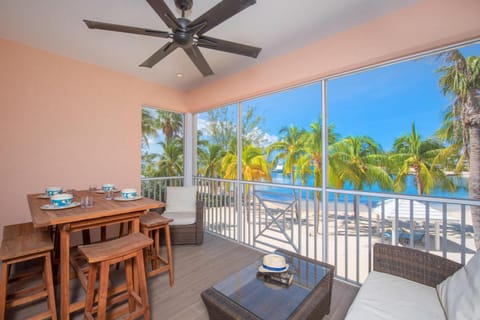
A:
[141, 176, 479, 285]
[141, 176, 184, 201]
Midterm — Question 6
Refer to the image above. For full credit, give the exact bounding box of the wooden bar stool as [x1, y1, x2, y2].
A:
[78, 232, 152, 320]
[0, 222, 57, 320]
[140, 212, 174, 285]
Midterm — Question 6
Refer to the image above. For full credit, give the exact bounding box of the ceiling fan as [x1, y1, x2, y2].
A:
[84, 0, 261, 77]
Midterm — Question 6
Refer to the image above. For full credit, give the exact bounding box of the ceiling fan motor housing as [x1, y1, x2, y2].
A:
[173, 17, 194, 47]
[174, 0, 193, 11]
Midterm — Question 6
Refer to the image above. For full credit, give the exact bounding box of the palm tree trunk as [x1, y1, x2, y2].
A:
[469, 126, 480, 250]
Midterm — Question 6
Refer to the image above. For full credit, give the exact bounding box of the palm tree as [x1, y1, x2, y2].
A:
[437, 50, 480, 249]
[156, 138, 184, 177]
[267, 125, 305, 184]
[155, 110, 183, 143]
[434, 105, 467, 173]
[141, 109, 158, 149]
[329, 136, 393, 191]
[390, 123, 455, 195]
[198, 144, 226, 178]
[296, 119, 338, 187]
[222, 144, 271, 222]
[141, 152, 159, 177]
[222, 145, 271, 182]
[329, 135, 393, 219]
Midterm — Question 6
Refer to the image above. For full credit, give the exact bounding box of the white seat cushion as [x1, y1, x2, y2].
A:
[437, 251, 480, 320]
[345, 271, 445, 320]
[166, 186, 196, 212]
[163, 211, 196, 225]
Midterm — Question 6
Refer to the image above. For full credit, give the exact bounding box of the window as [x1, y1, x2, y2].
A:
[141, 107, 184, 177]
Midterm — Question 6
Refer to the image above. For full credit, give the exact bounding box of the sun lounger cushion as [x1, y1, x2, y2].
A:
[163, 211, 196, 225]
[345, 271, 445, 320]
[436, 250, 480, 320]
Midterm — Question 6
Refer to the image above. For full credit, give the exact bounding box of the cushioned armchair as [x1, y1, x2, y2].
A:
[161, 186, 204, 245]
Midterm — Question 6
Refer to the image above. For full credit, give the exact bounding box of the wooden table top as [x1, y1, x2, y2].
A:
[28, 190, 165, 227]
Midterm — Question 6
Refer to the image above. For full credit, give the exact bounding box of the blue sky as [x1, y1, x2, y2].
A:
[162, 42, 479, 154]
[240, 42, 480, 151]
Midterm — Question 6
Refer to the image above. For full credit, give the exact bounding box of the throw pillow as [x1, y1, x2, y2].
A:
[437, 250, 480, 319]
[166, 186, 196, 212]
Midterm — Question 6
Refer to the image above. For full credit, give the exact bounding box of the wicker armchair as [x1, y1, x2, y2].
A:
[167, 200, 203, 245]
[373, 243, 462, 287]
[160, 187, 204, 245]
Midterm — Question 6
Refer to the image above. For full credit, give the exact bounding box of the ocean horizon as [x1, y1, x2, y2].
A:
[254, 172, 470, 204]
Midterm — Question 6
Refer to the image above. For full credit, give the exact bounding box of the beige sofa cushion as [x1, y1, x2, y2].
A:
[345, 271, 445, 320]
[437, 251, 480, 320]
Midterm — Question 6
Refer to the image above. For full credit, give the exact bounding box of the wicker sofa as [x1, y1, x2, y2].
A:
[345, 243, 465, 319]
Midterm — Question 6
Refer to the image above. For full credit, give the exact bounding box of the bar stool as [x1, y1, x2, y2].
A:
[0, 222, 57, 320]
[140, 212, 174, 285]
[78, 232, 152, 320]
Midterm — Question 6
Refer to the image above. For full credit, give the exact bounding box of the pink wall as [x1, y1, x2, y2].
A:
[0, 38, 185, 237]
[186, 0, 480, 113]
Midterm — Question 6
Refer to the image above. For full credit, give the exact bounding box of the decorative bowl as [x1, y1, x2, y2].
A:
[102, 184, 115, 192]
[51, 193, 73, 207]
[121, 188, 137, 199]
[46, 186, 62, 197]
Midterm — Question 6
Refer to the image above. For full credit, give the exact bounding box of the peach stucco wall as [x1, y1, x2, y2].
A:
[0, 38, 185, 238]
[186, 0, 480, 113]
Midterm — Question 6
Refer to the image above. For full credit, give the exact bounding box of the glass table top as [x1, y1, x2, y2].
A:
[213, 250, 331, 320]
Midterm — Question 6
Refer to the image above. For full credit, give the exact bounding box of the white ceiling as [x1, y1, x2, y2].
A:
[0, 0, 420, 91]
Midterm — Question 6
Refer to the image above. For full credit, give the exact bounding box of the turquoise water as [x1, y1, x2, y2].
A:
[260, 172, 470, 202]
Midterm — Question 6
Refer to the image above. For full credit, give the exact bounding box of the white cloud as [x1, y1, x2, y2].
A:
[197, 117, 207, 131]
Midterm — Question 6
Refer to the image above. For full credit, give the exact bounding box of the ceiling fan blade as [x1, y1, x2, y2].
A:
[189, 0, 256, 35]
[183, 46, 213, 77]
[84, 20, 170, 38]
[146, 0, 181, 30]
[198, 36, 261, 58]
[140, 42, 179, 68]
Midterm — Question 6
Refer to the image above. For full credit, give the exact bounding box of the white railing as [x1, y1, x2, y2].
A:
[142, 176, 479, 285]
[141, 176, 184, 201]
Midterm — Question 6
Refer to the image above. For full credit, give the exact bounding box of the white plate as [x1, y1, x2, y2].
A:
[113, 196, 143, 201]
[94, 189, 120, 194]
[37, 194, 50, 199]
[40, 202, 81, 210]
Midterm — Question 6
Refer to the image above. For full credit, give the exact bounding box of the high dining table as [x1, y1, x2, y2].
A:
[27, 190, 164, 319]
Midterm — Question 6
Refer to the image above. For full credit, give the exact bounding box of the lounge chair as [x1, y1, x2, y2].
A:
[383, 227, 425, 245]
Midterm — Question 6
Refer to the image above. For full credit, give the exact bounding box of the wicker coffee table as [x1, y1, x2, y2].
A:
[201, 248, 334, 320]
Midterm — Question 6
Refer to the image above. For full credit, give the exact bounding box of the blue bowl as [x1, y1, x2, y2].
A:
[46, 187, 62, 197]
[51, 194, 73, 207]
[102, 184, 115, 192]
[121, 188, 137, 199]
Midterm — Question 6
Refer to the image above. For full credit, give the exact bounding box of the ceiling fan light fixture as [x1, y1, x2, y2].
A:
[176, 73, 183, 78]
